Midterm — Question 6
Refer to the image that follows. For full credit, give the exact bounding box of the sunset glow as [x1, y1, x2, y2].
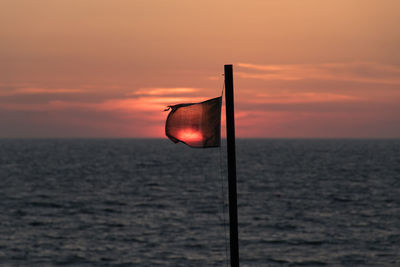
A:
[177, 129, 203, 143]
[1, 0, 400, 138]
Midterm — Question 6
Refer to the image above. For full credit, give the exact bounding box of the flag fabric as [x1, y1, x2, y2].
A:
[165, 96, 222, 148]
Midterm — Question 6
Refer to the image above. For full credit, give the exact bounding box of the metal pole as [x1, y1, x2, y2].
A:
[224, 64, 239, 267]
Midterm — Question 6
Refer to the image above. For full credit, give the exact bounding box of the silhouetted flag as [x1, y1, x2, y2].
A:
[165, 96, 222, 148]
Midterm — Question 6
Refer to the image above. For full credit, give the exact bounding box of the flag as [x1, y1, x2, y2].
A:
[165, 96, 222, 148]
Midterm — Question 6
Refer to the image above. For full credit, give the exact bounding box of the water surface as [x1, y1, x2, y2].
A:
[0, 139, 399, 266]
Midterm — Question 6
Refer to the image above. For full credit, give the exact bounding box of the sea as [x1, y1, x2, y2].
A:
[0, 139, 399, 266]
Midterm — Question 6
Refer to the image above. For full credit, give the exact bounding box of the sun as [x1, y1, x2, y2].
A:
[177, 129, 203, 143]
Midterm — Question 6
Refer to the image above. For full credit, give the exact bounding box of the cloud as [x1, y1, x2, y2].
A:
[0, 84, 211, 115]
[0, 87, 84, 96]
[248, 92, 359, 104]
[128, 87, 198, 96]
[237, 62, 400, 84]
[46, 96, 207, 113]
[0, 95, 208, 116]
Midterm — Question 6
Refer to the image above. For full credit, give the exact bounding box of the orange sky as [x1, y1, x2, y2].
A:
[1, 0, 400, 138]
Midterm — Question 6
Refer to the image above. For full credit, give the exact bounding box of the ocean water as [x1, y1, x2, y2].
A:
[0, 139, 399, 266]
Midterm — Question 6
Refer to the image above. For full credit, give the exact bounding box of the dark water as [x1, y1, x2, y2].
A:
[0, 139, 399, 266]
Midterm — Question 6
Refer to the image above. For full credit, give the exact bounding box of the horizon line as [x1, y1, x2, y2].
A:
[1, 137, 399, 140]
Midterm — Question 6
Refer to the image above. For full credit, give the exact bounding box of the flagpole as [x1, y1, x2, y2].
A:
[224, 64, 239, 267]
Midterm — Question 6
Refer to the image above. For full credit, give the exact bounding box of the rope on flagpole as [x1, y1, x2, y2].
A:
[218, 77, 229, 267]
[221, 73, 225, 97]
[218, 134, 229, 267]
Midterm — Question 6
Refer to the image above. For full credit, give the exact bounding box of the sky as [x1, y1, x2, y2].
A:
[1, 0, 400, 138]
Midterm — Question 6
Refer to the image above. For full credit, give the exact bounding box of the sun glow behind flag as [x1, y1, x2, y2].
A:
[165, 96, 222, 148]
